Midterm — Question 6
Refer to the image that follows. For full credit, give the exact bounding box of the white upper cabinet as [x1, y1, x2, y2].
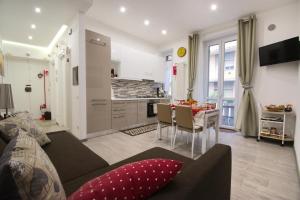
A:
[111, 42, 164, 82]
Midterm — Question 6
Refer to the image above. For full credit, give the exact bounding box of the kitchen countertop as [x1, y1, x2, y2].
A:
[111, 97, 170, 101]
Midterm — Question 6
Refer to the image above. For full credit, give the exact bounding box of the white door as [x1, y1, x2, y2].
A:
[205, 36, 238, 128]
[51, 53, 67, 127]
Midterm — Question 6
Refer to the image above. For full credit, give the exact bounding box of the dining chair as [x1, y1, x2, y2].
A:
[174, 105, 207, 158]
[157, 103, 175, 147]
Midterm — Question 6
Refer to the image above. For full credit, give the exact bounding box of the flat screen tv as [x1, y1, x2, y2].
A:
[259, 37, 300, 66]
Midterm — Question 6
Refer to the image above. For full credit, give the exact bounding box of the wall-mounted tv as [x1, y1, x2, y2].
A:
[259, 37, 300, 66]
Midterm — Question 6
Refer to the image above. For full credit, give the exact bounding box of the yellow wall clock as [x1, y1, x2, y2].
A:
[177, 47, 187, 57]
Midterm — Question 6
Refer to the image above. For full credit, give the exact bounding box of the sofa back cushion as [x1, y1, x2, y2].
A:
[0, 132, 66, 199]
[44, 131, 109, 183]
[0, 112, 51, 146]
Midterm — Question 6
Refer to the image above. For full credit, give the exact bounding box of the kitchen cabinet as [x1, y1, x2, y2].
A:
[86, 30, 112, 134]
[112, 100, 138, 130]
[126, 101, 138, 127]
[87, 100, 111, 133]
[137, 100, 147, 124]
[111, 42, 164, 82]
[111, 99, 170, 130]
[111, 101, 127, 130]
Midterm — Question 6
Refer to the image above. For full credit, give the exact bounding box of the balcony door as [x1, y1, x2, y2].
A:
[205, 36, 238, 128]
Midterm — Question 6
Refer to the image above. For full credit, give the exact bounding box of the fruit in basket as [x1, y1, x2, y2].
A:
[278, 105, 285, 110]
[265, 104, 293, 112]
[187, 99, 198, 105]
[178, 99, 198, 105]
[265, 104, 285, 112]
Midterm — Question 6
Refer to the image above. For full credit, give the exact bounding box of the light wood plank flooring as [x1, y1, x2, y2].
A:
[84, 128, 300, 200]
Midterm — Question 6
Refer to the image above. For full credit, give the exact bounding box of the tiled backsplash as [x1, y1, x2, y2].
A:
[111, 79, 163, 98]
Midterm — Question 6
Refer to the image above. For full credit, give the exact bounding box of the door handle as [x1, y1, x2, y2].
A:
[91, 99, 106, 102]
[92, 103, 107, 106]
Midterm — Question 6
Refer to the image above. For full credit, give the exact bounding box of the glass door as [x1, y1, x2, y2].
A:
[206, 37, 238, 128]
[207, 44, 220, 104]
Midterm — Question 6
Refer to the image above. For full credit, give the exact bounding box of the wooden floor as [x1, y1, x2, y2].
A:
[84, 128, 300, 200]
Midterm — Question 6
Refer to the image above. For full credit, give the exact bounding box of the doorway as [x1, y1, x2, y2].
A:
[205, 36, 238, 128]
[50, 46, 72, 129]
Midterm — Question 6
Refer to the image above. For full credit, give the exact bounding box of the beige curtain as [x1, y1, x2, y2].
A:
[187, 33, 199, 100]
[0, 52, 4, 76]
[236, 15, 258, 137]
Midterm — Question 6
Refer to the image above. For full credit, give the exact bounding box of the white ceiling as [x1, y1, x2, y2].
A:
[87, 0, 298, 46]
[0, 0, 298, 47]
[0, 0, 92, 47]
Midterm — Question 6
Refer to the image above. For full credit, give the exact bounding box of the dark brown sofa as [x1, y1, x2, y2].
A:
[0, 131, 232, 200]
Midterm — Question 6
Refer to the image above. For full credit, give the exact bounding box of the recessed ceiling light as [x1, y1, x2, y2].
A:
[120, 6, 126, 13]
[144, 20, 150, 26]
[96, 38, 100, 41]
[31, 24, 36, 29]
[210, 4, 217, 11]
[35, 7, 41, 13]
[161, 30, 167, 35]
[28, 36, 33, 40]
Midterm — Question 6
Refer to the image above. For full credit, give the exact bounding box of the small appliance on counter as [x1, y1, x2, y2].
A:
[147, 99, 160, 117]
[156, 87, 165, 98]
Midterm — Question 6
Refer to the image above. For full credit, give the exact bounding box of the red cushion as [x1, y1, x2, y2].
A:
[68, 159, 183, 200]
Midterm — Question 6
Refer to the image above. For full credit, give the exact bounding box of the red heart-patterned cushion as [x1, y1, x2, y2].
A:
[68, 159, 183, 200]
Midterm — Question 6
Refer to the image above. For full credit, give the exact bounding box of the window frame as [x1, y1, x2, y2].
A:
[204, 35, 239, 129]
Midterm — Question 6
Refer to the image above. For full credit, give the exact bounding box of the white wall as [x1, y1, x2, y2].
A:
[0, 41, 50, 118]
[66, 14, 86, 139]
[2, 41, 48, 60]
[83, 16, 164, 82]
[49, 37, 72, 129]
[294, 1, 300, 176]
[2, 56, 49, 119]
[160, 38, 189, 101]
[253, 3, 299, 109]
[253, 4, 300, 174]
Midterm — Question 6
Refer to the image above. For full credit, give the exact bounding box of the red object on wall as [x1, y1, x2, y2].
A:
[40, 68, 49, 120]
[172, 65, 177, 75]
[44, 68, 49, 76]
